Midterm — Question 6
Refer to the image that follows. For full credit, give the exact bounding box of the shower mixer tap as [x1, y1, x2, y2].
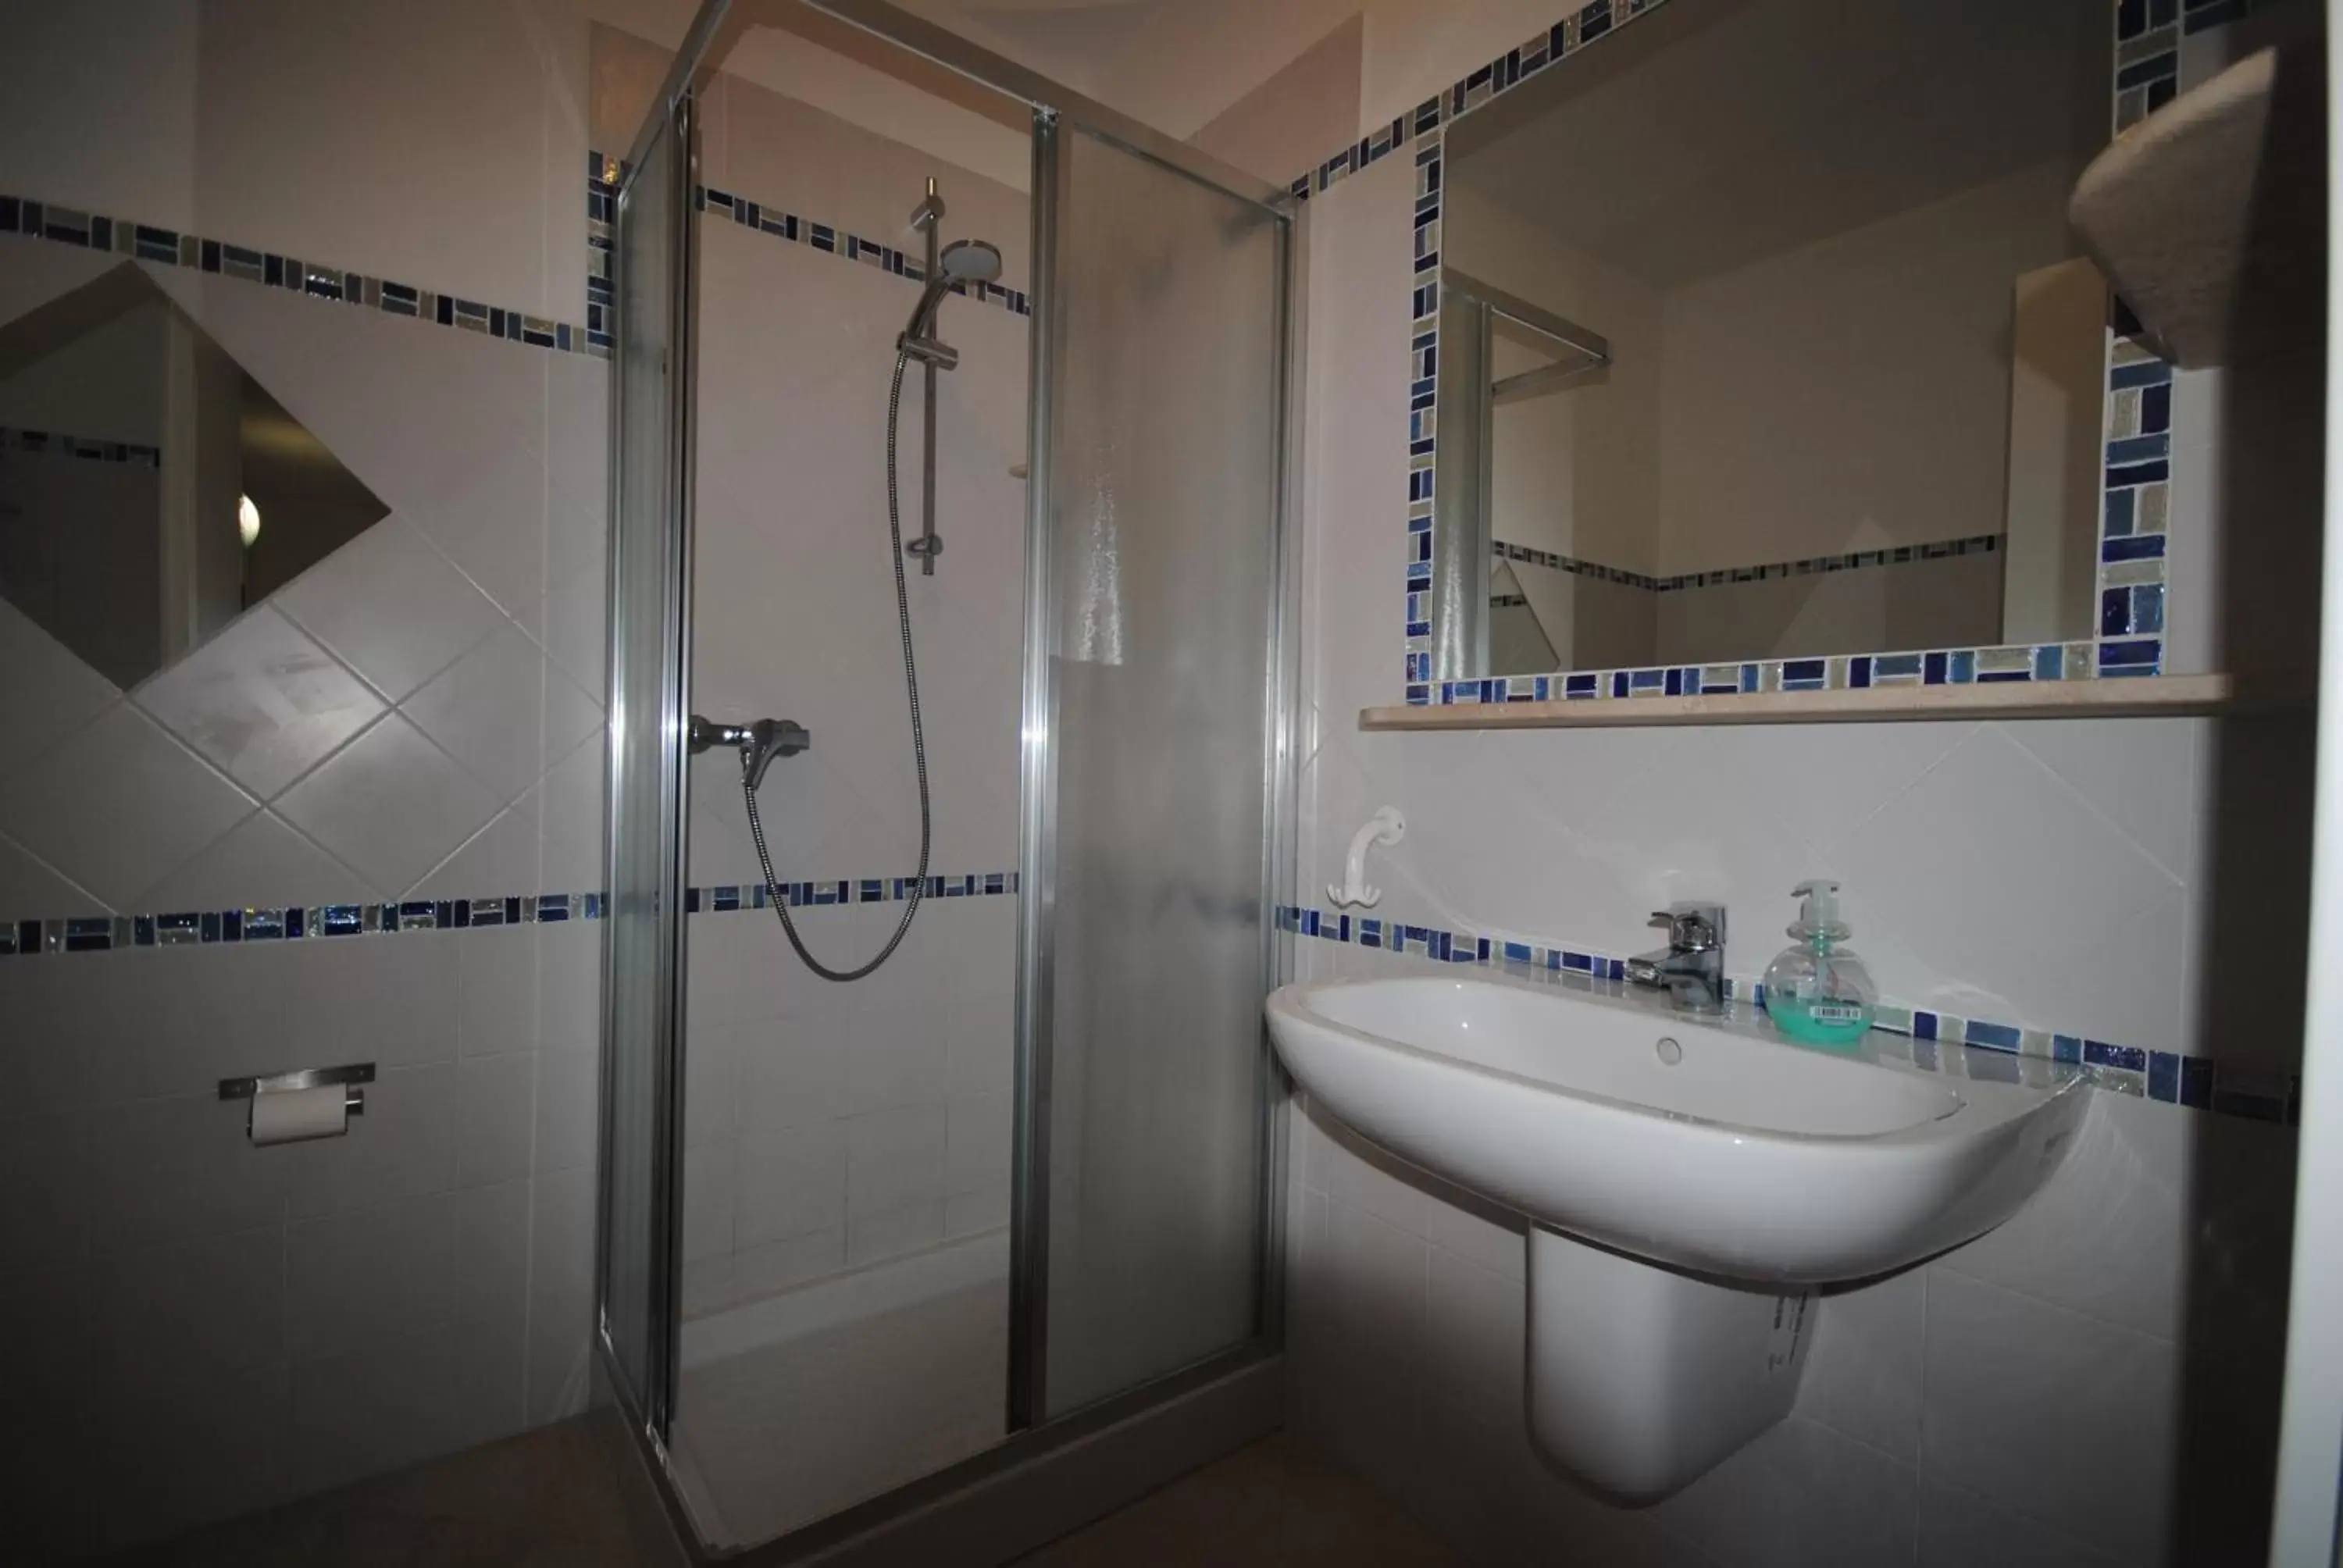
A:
[688, 715, 809, 792]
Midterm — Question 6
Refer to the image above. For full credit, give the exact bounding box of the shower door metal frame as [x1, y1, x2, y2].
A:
[604, 0, 1303, 1556]
[597, 40, 708, 1456]
[983, 52, 1301, 1435]
[1008, 103, 1064, 1431]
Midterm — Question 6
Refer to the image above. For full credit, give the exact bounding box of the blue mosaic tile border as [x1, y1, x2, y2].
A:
[0, 193, 591, 355]
[1276, 902, 2298, 1126]
[1279, 0, 2208, 707]
[0, 425, 161, 468]
[2121, 0, 2254, 127]
[586, 151, 1032, 360]
[587, 152, 617, 355]
[1422, 637, 2120, 706]
[1496, 533, 2004, 597]
[0, 871, 1017, 959]
[684, 870, 1015, 913]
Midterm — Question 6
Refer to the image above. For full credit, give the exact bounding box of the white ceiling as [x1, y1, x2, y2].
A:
[890, 0, 1363, 137]
[1447, 0, 2109, 288]
[594, 0, 1364, 187]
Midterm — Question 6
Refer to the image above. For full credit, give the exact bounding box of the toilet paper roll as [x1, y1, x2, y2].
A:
[248, 1084, 349, 1146]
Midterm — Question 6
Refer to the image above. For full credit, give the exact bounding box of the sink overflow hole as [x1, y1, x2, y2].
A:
[1655, 1036, 1683, 1066]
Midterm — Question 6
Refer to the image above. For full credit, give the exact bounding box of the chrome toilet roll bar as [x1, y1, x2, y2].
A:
[218, 1060, 373, 1117]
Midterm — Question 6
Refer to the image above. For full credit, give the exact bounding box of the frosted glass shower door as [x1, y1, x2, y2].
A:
[1029, 122, 1290, 1419]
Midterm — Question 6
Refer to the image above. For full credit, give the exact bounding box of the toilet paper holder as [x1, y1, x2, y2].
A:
[218, 1062, 373, 1116]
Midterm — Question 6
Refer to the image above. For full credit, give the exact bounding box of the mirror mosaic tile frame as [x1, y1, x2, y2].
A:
[1283, 0, 2210, 707]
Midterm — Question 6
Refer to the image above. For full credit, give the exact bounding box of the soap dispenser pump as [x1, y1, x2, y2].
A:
[1761, 880, 1877, 1046]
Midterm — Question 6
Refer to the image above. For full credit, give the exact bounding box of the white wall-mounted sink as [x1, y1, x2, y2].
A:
[1269, 974, 2086, 1284]
[1267, 972, 2090, 1500]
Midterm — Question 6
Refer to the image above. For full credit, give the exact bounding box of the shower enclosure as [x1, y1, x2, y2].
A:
[598, 1, 1299, 1556]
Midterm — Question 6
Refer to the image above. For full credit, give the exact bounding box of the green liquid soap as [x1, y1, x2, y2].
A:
[1762, 880, 1876, 1046]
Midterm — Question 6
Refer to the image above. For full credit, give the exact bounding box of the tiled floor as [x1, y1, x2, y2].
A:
[1015, 1434, 1459, 1567]
[105, 1413, 1450, 1568]
[93, 1417, 650, 1566]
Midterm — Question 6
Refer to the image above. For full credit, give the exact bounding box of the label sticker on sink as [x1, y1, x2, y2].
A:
[1765, 1294, 1809, 1377]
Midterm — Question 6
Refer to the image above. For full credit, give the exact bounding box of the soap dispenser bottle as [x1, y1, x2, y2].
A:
[1762, 880, 1877, 1045]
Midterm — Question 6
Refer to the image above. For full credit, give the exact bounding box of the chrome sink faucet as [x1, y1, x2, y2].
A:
[1628, 902, 1728, 1014]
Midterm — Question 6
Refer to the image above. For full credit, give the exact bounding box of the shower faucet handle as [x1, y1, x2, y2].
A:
[746, 717, 811, 760]
[688, 715, 810, 790]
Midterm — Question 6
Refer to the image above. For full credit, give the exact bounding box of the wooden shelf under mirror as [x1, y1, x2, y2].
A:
[1357, 674, 2283, 731]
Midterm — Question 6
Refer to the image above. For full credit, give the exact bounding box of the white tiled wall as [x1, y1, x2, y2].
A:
[0, 0, 601, 325]
[0, 914, 609, 1559]
[679, 898, 1018, 1315]
[0, 5, 622, 1556]
[675, 63, 1027, 1318]
[1282, 37, 2308, 1568]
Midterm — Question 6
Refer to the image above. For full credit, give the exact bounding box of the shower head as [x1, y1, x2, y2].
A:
[940, 238, 1003, 283]
[904, 239, 1004, 346]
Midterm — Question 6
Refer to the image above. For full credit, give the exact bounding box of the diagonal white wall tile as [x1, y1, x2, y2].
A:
[1833, 725, 2180, 1021]
[1475, 725, 1686, 841]
[273, 714, 501, 896]
[537, 732, 605, 893]
[0, 826, 102, 917]
[537, 547, 608, 698]
[402, 451, 550, 634]
[541, 655, 604, 765]
[134, 807, 376, 911]
[408, 625, 601, 817]
[1720, 719, 1977, 857]
[2005, 718, 2205, 884]
[133, 605, 383, 801]
[402, 625, 555, 803]
[412, 795, 540, 900]
[0, 241, 125, 337]
[0, 597, 120, 783]
[0, 704, 253, 911]
[273, 516, 506, 703]
[2010, 888, 2188, 1056]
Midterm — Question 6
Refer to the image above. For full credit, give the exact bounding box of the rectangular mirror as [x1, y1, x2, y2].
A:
[1425, 0, 2132, 689]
